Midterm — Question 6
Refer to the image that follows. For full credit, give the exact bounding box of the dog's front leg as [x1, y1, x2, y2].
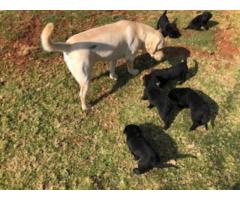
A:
[126, 57, 139, 75]
[109, 60, 118, 80]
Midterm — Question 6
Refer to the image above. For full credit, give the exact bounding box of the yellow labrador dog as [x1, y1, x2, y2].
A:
[41, 20, 165, 110]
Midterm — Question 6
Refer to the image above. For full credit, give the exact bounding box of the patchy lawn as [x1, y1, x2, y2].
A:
[0, 11, 240, 189]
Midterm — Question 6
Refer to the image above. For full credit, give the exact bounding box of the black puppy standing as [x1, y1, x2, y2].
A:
[142, 60, 189, 100]
[151, 60, 189, 87]
[124, 124, 177, 174]
[142, 75, 175, 129]
[185, 11, 213, 30]
[156, 11, 181, 38]
[168, 88, 211, 131]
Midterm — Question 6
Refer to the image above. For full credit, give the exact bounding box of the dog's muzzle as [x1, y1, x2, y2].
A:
[152, 51, 164, 61]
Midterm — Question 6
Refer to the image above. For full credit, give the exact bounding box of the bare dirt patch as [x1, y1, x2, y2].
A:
[215, 29, 239, 60]
[2, 14, 42, 69]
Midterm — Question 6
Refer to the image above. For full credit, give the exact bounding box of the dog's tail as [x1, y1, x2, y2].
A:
[163, 10, 167, 16]
[41, 23, 71, 53]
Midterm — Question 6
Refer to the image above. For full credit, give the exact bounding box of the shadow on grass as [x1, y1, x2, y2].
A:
[208, 20, 219, 29]
[90, 53, 159, 106]
[195, 90, 219, 128]
[162, 46, 191, 65]
[232, 182, 240, 190]
[139, 123, 197, 163]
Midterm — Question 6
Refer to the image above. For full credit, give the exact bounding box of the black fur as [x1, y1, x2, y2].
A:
[152, 60, 188, 87]
[185, 11, 213, 30]
[143, 75, 175, 129]
[156, 11, 181, 38]
[168, 88, 211, 131]
[124, 124, 177, 174]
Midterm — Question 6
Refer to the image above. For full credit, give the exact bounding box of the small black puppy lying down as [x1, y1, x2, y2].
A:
[185, 11, 213, 30]
[168, 88, 211, 131]
[143, 75, 175, 129]
[151, 60, 189, 87]
[124, 124, 177, 174]
[156, 11, 181, 38]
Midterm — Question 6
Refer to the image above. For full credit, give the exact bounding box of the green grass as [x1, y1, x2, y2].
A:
[0, 11, 240, 189]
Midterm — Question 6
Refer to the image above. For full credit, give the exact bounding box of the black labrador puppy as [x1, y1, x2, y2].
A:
[168, 88, 211, 131]
[143, 75, 175, 129]
[156, 11, 181, 38]
[151, 60, 189, 88]
[124, 124, 177, 174]
[185, 11, 213, 30]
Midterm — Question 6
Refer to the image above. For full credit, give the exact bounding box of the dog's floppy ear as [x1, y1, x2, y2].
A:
[145, 34, 157, 55]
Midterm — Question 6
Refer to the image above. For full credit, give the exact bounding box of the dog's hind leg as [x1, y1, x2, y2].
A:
[203, 24, 209, 30]
[141, 88, 148, 100]
[156, 162, 178, 169]
[163, 117, 171, 130]
[79, 80, 90, 111]
[205, 123, 208, 130]
[133, 160, 151, 175]
[189, 121, 200, 131]
[64, 52, 92, 111]
[70, 61, 91, 111]
[179, 73, 187, 84]
[109, 60, 118, 80]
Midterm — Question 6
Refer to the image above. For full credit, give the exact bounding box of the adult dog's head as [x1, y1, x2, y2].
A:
[145, 30, 165, 61]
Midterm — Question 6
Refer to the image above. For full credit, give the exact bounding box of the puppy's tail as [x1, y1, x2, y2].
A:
[41, 23, 71, 53]
[163, 10, 167, 16]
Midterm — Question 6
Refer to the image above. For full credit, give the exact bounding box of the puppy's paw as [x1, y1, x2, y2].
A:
[128, 69, 139, 76]
[110, 73, 118, 80]
[133, 168, 141, 175]
[141, 96, 148, 100]
[147, 104, 154, 109]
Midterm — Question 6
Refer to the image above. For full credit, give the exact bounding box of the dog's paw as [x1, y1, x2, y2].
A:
[110, 73, 118, 80]
[128, 69, 139, 75]
[133, 168, 141, 175]
[82, 104, 91, 111]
